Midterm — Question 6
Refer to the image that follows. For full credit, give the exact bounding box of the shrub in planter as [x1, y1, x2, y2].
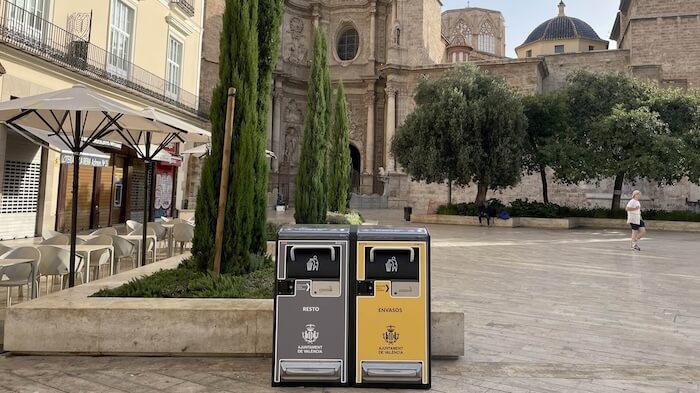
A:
[93, 255, 275, 299]
[326, 211, 364, 225]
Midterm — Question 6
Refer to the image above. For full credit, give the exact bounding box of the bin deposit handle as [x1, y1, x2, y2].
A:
[290, 245, 336, 262]
[369, 247, 414, 263]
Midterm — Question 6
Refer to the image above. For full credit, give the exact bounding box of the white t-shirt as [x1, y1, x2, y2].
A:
[626, 199, 642, 224]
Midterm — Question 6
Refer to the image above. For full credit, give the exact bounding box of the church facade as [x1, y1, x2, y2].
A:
[192, 0, 700, 213]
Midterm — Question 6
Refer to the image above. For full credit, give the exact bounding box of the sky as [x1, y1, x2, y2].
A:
[441, 0, 621, 57]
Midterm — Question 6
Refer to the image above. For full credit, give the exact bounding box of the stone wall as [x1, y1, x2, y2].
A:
[399, 170, 700, 214]
[617, 0, 700, 88]
[541, 50, 630, 91]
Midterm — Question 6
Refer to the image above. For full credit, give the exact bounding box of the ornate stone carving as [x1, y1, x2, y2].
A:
[284, 99, 303, 125]
[283, 127, 300, 168]
[285, 17, 308, 65]
[450, 18, 471, 46]
[346, 101, 364, 147]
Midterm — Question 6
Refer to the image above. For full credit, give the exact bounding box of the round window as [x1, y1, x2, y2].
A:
[337, 28, 359, 61]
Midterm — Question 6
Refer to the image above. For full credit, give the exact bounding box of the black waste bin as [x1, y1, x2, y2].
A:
[272, 225, 351, 387]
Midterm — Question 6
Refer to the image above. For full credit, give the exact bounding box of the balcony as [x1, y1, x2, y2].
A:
[0, 0, 202, 116]
[170, 0, 195, 17]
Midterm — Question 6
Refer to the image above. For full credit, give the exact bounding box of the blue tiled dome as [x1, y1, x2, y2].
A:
[522, 3, 603, 46]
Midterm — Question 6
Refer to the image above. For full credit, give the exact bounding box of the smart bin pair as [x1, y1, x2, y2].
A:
[272, 225, 431, 389]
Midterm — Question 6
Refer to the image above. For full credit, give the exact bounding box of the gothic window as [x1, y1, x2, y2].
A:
[451, 19, 471, 46]
[478, 22, 496, 54]
[337, 27, 359, 61]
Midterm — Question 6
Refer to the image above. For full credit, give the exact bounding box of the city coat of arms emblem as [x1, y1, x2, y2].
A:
[302, 324, 319, 344]
[382, 325, 399, 344]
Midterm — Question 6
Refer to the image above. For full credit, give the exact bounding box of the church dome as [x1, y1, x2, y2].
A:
[522, 1, 603, 46]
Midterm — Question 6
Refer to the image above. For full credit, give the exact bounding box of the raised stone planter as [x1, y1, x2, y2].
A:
[4, 254, 464, 358]
[413, 214, 700, 232]
[519, 217, 578, 229]
[413, 214, 519, 228]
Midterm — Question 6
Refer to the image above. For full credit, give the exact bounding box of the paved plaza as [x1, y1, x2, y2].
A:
[0, 211, 699, 392]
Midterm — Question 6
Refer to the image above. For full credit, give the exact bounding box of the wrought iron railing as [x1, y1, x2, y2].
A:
[171, 0, 195, 17]
[0, 0, 201, 115]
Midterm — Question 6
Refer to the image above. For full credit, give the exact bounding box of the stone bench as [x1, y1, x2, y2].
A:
[4, 255, 464, 358]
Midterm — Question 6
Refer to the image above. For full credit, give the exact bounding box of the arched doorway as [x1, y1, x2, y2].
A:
[349, 144, 361, 192]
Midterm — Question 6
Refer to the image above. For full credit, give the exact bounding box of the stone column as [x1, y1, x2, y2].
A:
[364, 87, 375, 174]
[369, 2, 376, 61]
[312, 4, 321, 27]
[384, 86, 397, 172]
[271, 81, 283, 173]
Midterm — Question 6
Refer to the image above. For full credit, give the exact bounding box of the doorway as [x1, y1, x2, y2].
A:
[349, 144, 361, 192]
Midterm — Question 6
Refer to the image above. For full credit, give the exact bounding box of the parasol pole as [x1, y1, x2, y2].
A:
[68, 110, 82, 287]
[213, 87, 236, 276]
[142, 138, 151, 266]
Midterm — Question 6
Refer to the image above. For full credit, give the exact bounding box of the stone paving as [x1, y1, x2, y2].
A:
[0, 210, 699, 392]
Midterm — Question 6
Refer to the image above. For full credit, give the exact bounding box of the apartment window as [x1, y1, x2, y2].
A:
[165, 35, 184, 99]
[108, 0, 135, 77]
[526, 50, 532, 58]
[7, 0, 49, 41]
[554, 45, 565, 54]
[477, 23, 496, 54]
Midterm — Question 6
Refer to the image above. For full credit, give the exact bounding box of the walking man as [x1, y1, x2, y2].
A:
[626, 190, 646, 251]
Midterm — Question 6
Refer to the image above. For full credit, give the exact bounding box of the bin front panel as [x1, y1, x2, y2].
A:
[274, 239, 349, 385]
[355, 241, 429, 386]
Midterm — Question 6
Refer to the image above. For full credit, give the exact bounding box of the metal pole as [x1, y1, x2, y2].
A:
[213, 87, 236, 276]
[68, 110, 82, 287]
[141, 140, 151, 266]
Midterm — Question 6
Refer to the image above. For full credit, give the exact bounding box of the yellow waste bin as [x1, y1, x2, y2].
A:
[354, 227, 430, 389]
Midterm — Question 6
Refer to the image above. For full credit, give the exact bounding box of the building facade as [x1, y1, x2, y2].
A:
[0, 0, 207, 239]
[196, 0, 700, 214]
[611, 0, 700, 89]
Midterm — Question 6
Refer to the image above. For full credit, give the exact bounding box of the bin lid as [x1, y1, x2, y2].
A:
[278, 225, 351, 240]
[357, 226, 429, 241]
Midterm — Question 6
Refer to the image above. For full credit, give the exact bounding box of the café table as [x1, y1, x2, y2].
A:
[0, 258, 38, 299]
[49, 244, 114, 283]
[79, 234, 157, 269]
[160, 222, 175, 258]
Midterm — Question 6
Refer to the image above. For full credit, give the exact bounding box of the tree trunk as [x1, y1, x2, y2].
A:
[447, 179, 453, 205]
[475, 182, 488, 205]
[539, 164, 549, 204]
[611, 172, 625, 211]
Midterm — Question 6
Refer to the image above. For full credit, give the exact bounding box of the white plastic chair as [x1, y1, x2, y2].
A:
[83, 235, 113, 280]
[0, 246, 40, 306]
[126, 220, 142, 233]
[172, 222, 194, 254]
[90, 227, 118, 236]
[0, 243, 11, 256]
[39, 234, 69, 245]
[110, 235, 136, 271]
[36, 245, 84, 294]
[128, 228, 158, 263]
[41, 229, 62, 241]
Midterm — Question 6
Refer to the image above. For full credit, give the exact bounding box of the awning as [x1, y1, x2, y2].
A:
[181, 143, 277, 159]
[9, 126, 111, 167]
[137, 145, 182, 166]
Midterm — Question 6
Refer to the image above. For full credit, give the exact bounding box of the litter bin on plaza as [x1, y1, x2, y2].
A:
[272, 225, 352, 387]
[354, 226, 431, 389]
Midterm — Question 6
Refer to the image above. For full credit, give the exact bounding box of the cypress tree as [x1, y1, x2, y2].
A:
[328, 81, 351, 213]
[295, 27, 330, 224]
[320, 32, 332, 216]
[193, 0, 259, 274]
[251, 0, 283, 253]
